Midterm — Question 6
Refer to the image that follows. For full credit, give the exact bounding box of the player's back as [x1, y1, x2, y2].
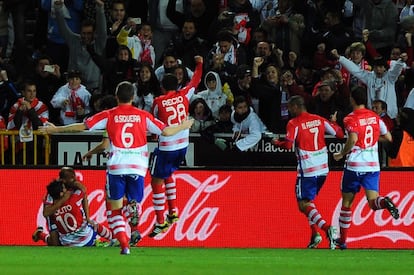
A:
[154, 90, 189, 126]
[288, 112, 329, 177]
[344, 108, 381, 149]
[343, 108, 381, 171]
[153, 91, 190, 151]
[106, 105, 151, 149]
[290, 112, 328, 152]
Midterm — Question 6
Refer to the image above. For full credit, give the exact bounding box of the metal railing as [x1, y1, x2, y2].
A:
[0, 130, 51, 165]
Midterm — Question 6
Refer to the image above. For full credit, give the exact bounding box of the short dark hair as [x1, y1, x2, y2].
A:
[47, 179, 64, 200]
[59, 166, 75, 180]
[233, 95, 248, 108]
[81, 19, 95, 31]
[351, 86, 367, 106]
[219, 104, 232, 114]
[162, 73, 178, 91]
[100, 95, 118, 110]
[372, 99, 387, 111]
[288, 95, 305, 107]
[115, 81, 134, 103]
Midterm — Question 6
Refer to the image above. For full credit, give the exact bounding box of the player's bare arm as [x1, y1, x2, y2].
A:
[162, 118, 194, 136]
[82, 138, 109, 161]
[40, 122, 87, 134]
[333, 132, 357, 161]
[43, 191, 72, 217]
[379, 131, 393, 143]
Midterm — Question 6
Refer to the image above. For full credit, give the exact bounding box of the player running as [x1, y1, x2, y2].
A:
[272, 95, 344, 249]
[333, 87, 399, 249]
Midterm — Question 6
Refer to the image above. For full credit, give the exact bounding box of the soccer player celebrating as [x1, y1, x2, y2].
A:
[40, 82, 194, 254]
[272, 95, 344, 249]
[38, 179, 113, 246]
[149, 55, 203, 237]
[333, 87, 399, 249]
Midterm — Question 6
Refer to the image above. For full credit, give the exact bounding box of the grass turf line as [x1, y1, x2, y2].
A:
[0, 247, 413, 275]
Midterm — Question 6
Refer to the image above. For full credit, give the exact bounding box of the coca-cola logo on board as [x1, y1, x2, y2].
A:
[36, 173, 231, 241]
[331, 191, 414, 243]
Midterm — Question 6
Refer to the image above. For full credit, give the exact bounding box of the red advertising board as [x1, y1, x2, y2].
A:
[0, 169, 413, 249]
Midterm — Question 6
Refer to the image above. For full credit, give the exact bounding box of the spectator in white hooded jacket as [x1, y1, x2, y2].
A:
[230, 95, 267, 152]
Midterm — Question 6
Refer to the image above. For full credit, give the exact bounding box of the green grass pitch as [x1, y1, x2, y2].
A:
[0, 247, 413, 275]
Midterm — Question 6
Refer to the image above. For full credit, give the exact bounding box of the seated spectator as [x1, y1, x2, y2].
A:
[164, 18, 210, 71]
[211, 104, 233, 134]
[192, 71, 233, 119]
[7, 81, 49, 164]
[312, 68, 346, 97]
[308, 80, 351, 129]
[189, 97, 215, 133]
[101, 45, 141, 95]
[229, 64, 257, 109]
[295, 58, 319, 95]
[50, 71, 91, 125]
[174, 64, 191, 90]
[372, 99, 395, 132]
[201, 104, 234, 146]
[117, 20, 156, 66]
[133, 63, 161, 112]
[205, 30, 247, 83]
[155, 51, 193, 82]
[229, 95, 267, 151]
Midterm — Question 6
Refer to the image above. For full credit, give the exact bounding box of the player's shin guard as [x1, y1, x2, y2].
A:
[165, 177, 177, 215]
[151, 182, 166, 224]
[108, 209, 128, 249]
[338, 206, 352, 244]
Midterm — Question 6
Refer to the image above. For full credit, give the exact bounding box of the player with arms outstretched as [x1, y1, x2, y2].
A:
[40, 82, 194, 254]
[333, 87, 399, 249]
[272, 95, 344, 249]
[149, 55, 203, 237]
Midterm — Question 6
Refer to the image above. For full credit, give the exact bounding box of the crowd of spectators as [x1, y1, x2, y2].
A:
[1, 0, 414, 165]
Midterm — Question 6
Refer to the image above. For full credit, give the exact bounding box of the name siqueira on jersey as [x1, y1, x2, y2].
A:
[114, 115, 141, 123]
